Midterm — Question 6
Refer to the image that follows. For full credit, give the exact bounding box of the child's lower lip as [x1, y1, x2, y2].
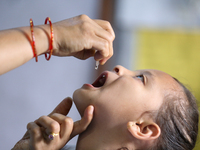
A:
[82, 84, 94, 89]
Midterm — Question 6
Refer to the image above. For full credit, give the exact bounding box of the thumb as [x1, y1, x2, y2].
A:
[49, 97, 73, 116]
[70, 105, 94, 139]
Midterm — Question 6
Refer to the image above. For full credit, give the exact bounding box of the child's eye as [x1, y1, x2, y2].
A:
[136, 75, 145, 83]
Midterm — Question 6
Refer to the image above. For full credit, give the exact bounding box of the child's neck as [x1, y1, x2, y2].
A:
[75, 123, 136, 150]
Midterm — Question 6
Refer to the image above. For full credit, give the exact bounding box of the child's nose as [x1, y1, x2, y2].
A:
[113, 65, 127, 76]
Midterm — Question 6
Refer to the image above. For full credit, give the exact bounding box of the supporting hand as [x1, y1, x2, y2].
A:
[12, 97, 94, 150]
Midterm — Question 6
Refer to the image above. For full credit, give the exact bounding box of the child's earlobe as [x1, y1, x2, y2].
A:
[127, 121, 161, 140]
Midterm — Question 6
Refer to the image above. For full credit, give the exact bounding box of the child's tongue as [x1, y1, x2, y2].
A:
[92, 74, 106, 87]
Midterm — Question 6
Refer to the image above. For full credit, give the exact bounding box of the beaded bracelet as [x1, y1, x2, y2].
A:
[30, 19, 38, 62]
[44, 17, 54, 61]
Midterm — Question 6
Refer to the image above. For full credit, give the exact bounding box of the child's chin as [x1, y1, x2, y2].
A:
[73, 89, 92, 117]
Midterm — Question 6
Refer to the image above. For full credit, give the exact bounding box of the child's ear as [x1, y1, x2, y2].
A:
[127, 121, 160, 140]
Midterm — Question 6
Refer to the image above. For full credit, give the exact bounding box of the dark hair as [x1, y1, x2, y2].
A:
[148, 78, 199, 150]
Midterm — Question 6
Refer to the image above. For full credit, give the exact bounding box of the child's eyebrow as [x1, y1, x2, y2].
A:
[143, 71, 153, 77]
[142, 71, 155, 83]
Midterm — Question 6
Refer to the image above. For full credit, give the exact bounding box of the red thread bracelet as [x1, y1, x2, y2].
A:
[30, 18, 38, 62]
[44, 17, 54, 60]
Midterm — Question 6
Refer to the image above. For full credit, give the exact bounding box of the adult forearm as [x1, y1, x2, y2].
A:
[0, 25, 49, 75]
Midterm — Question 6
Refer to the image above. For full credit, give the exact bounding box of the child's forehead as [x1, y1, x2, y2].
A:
[135, 69, 165, 74]
[136, 69, 171, 79]
[152, 70, 182, 94]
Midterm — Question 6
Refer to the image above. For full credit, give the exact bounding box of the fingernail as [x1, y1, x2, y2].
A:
[100, 59, 106, 65]
[88, 106, 94, 115]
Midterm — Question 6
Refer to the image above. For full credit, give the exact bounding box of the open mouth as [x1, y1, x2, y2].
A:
[92, 72, 107, 87]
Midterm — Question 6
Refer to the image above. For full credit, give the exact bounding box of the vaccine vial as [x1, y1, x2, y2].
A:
[95, 61, 99, 70]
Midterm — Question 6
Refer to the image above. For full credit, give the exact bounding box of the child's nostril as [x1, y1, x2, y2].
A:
[114, 68, 119, 73]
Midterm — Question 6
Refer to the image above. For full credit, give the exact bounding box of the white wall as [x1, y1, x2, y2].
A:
[0, 1, 102, 149]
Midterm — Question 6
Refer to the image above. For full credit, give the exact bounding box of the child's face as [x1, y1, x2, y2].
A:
[73, 65, 179, 127]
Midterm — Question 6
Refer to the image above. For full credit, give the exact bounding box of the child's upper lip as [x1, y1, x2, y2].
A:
[92, 71, 108, 88]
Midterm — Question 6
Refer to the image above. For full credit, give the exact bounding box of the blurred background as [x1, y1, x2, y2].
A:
[0, 0, 200, 149]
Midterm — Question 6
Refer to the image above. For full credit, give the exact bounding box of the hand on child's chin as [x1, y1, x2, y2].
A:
[11, 132, 30, 150]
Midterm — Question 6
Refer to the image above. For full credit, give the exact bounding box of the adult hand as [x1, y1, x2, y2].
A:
[12, 97, 94, 150]
[0, 14, 114, 75]
[52, 14, 115, 65]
